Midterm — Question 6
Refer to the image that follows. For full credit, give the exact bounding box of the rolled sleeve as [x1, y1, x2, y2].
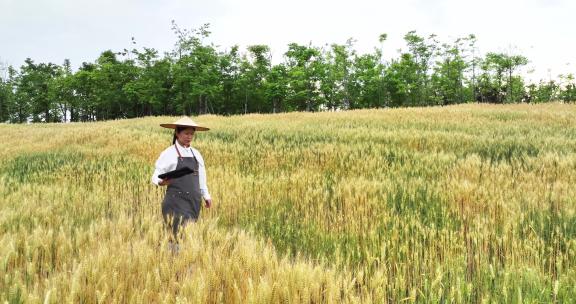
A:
[151, 151, 170, 186]
[151, 168, 162, 186]
[194, 150, 211, 200]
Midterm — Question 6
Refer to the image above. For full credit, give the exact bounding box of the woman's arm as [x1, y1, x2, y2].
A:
[194, 149, 211, 200]
[151, 150, 174, 186]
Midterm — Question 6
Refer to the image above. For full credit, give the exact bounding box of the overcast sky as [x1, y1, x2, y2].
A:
[1, 0, 574, 82]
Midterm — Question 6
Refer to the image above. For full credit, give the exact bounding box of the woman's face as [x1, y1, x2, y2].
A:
[176, 127, 195, 147]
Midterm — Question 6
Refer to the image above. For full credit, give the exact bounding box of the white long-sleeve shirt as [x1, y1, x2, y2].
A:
[151, 141, 211, 200]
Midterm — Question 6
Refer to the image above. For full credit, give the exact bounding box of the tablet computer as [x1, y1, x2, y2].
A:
[158, 166, 195, 180]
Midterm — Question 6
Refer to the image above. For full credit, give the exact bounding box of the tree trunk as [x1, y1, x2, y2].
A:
[59, 102, 67, 122]
[45, 102, 50, 122]
[244, 89, 248, 114]
[18, 104, 23, 123]
[508, 68, 513, 102]
[472, 56, 476, 102]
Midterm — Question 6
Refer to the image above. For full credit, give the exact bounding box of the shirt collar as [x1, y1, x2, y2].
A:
[175, 140, 192, 151]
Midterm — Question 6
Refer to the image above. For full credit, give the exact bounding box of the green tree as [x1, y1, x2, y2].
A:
[384, 53, 419, 107]
[502, 54, 529, 102]
[466, 34, 479, 102]
[478, 52, 528, 103]
[527, 80, 559, 103]
[431, 38, 468, 105]
[0, 66, 12, 122]
[284, 43, 323, 111]
[243, 45, 271, 113]
[508, 75, 526, 103]
[318, 46, 338, 110]
[351, 52, 385, 108]
[50, 59, 76, 122]
[403, 31, 438, 105]
[478, 53, 505, 103]
[264, 64, 288, 113]
[376, 33, 390, 108]
[9, 65, 30, 123]
[329, 41, 355, 109]
[218, 46, 242, 114]
[2, 26, 564, 121]
[72, 62, 98, 121]
[559, 74, 576, 102]
[91, 50, 138, 119]
[171, 22, 220, 115]
[124, 47, 173, 116]
[17, 58, 61, 122]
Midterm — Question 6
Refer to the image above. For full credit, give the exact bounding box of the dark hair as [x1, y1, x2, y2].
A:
[172, 126, 196, 144]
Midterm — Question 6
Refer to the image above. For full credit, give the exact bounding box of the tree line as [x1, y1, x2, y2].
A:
[1, 22, 575, 123]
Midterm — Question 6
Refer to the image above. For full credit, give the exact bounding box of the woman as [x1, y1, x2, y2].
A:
[151, 117, 212, 244]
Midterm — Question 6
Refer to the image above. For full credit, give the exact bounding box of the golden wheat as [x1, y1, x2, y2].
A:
[1, 103, 575, 303]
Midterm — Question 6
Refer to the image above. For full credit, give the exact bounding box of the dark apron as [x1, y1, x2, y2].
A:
[161, 144, 202, 239]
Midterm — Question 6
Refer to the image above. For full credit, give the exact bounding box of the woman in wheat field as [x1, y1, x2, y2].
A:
[151, 117, 212, 252]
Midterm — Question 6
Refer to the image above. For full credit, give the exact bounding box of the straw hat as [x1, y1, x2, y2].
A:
[160, 117, 210, 131]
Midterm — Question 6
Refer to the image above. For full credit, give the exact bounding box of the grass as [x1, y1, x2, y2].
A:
[0, 102, 575, 303]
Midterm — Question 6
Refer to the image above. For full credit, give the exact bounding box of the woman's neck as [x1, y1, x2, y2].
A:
[176, 140, 190, 148]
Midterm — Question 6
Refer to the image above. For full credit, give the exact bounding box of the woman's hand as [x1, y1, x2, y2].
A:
[159, 178, 171, 186]
[204, 198, 212, 208]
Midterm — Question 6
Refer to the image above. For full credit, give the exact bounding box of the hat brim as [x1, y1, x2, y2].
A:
[160, 124, 210, 131]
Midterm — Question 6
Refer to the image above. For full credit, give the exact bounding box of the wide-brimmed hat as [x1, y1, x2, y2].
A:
[160, 117, 210, 131]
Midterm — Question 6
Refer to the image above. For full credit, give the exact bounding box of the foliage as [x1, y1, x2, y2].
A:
[1, 25, 574, 124]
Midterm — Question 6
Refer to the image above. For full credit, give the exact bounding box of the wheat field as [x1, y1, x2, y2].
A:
[1, 103, 575, 303]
